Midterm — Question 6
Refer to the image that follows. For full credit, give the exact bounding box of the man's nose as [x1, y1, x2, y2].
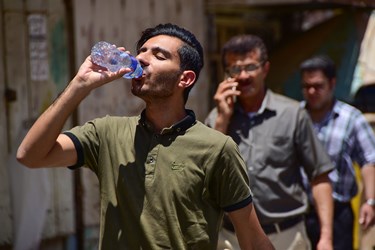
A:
[136, 53, 147, 67]
[307, 86, 317, 94]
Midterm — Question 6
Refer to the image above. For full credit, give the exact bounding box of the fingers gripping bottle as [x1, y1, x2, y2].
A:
[91, 41, 143, 79]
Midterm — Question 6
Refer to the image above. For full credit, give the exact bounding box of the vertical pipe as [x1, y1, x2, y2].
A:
[0, 0, 11, 154]
[63, 0, 84, 249]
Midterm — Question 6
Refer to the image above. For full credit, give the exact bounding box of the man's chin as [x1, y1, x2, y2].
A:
[130, 87, 142, 97]
[239, 88, 257, 99]
[131, 81, 143, 93]
[307, 102, 322, 111]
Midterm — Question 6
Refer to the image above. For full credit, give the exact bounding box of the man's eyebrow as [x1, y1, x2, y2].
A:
[139, 45, 173, 58]
[152, 46, 172, 58]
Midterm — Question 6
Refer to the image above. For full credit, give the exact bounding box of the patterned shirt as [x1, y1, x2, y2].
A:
[302, 99, 375, 202]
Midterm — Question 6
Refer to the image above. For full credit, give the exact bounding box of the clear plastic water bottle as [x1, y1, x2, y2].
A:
[91, 41, 143, 79]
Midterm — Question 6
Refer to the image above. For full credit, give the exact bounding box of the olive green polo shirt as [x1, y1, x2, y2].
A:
[206, 90, 333, 225]
[64, 110, 252, 249]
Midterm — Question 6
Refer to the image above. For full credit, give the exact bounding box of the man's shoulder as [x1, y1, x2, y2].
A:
[267, 91, 303, 116]
[192, 120, 234, 143]
[335, 100, 361, 115]
[84, 115, 139, 131]
[334, 100, 372, 129]
[91, 114, 138, 122]
[193, 120, 228, 137]
[269, 91, 300, 107]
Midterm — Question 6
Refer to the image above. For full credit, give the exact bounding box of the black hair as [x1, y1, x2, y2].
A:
[221, 34, 268, 69]
[299, 55, 336, 80]
[136, 23, 204, 103]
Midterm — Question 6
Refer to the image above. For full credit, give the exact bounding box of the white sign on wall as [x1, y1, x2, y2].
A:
[28, 14, 49, 81]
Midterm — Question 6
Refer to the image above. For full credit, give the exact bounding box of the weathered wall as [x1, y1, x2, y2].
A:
[0, 0, 12, 245]
[0, 0, 74, 247]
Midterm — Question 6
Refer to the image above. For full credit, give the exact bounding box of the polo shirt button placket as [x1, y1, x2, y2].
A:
[145, 154, 157, 179]
[147, 156, 155, 164]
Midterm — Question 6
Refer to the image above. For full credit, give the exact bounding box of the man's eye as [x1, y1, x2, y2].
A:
[231, 67, 241, 73]
[245, 65, 257, 71]
[138, 47, 147, 53]
[155, 54, 166, 60]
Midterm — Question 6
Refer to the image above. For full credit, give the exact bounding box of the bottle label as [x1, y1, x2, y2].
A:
[130, 57, 138, 71]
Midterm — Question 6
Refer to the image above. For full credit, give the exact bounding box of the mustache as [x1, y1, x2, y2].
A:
[237, 79, 252, 85]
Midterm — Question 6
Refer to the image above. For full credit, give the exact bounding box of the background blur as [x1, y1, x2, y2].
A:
[1, 0, 374, 249]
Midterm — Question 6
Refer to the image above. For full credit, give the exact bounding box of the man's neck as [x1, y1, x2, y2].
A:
[239, 88, 266, 113]
[307, 100, 334, 123]
[145, 101, 187, 133]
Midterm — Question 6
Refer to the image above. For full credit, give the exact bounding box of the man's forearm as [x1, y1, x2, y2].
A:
[229, 205, 275, 250]
[311, 174, 333, 243]
[361, 164, 375, 202]
[16, 78, 90, 167]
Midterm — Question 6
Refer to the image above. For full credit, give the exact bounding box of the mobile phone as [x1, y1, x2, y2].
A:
[225, 74, 237, 103]
[232, 85, 237, 103]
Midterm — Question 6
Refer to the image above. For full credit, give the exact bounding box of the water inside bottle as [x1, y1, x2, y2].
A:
[91, 41, 143, 78]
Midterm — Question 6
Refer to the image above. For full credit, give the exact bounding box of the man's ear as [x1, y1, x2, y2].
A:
[263, 61, 270, 75]
[179, 70, 196, 88]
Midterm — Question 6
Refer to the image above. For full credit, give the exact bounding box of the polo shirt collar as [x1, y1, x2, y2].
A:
[300, 99, 340, 127]
[301, 99, 340, 116]
[234, 88, 275, 116]
[331, 99, 341, 117]
[139, 109, 196, 135]
[258, 88, 273, 114]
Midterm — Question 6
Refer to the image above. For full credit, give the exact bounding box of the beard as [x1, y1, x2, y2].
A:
[132, 69, 182, 99]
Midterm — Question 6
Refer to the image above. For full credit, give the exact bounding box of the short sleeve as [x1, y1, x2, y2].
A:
[63, 118, 103, 173]
[206, 137, 252, 212]
[296, 108, 334, 180]
[352, 113, 375, 166]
